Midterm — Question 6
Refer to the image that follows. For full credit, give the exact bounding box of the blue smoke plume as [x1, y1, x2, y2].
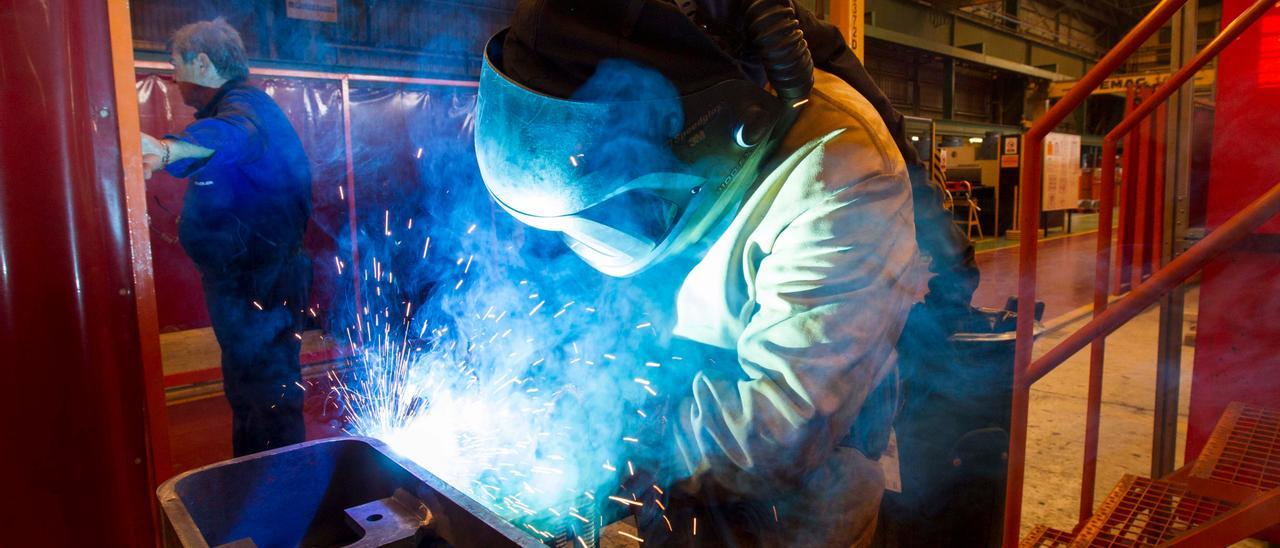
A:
[330, 57, 697, 538]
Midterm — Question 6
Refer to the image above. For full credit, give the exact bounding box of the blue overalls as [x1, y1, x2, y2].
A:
[166, 79, 313, 456]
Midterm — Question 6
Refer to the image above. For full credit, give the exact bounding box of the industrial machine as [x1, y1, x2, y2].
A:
[876, 298, 1044, 547]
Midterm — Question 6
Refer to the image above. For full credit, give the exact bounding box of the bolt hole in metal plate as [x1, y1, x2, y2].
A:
[157, 437, 544, 548]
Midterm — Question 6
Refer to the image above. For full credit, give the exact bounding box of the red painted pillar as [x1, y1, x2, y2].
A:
[1133, 105, 1154, 287]
[1149, 102, 1168, 282]
[0, 0, 166, 545]
[1189, 0, 1280, 457]
[1115, 87, 1140, 294]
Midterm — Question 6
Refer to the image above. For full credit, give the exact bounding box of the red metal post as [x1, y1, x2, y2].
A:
[1010, 1, 1280, 539]
[1004, 1, 1191, 543]
[1151, 102, 1168, 280]
[0, 0, 166, 544]
[1189, 0, 1280, 458]
[1080, 138, 1120, 522]
[1115, 87, 1139, 293]
[1134, 107, 1156, 285]
[109, 0, 172, 484]
[341, 77, 364, 338]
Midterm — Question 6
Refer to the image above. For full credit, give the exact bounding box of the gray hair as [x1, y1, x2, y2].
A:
[168, 18, 250, 82]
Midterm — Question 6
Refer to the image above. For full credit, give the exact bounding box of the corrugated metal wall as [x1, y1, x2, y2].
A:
[865, 39, 1003, 125]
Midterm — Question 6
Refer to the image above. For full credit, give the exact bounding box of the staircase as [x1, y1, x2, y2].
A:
[1021, 403, 1280, 547]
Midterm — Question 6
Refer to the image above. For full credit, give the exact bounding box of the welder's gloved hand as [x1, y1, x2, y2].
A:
[615, 464, 661, 516]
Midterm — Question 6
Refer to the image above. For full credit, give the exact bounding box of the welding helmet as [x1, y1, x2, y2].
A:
[475, 1, 813, 277]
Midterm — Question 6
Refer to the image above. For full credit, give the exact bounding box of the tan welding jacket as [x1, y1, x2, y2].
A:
[665, 69, 924, 547]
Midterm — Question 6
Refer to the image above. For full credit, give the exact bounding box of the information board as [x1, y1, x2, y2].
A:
[287, 0, 338, 23]
[1042, 132, 1081, 211]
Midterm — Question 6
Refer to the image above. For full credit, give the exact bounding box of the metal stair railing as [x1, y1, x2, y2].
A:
[1001, 0, 1280, 544]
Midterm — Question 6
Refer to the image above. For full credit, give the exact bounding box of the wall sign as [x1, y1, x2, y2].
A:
[830, 0, 865, 61]
[1048, 69, 1216, 98]
[1042, 132, 1081, 211]
[1000, 135, 1020, 168]
[287, 0, 338, 23]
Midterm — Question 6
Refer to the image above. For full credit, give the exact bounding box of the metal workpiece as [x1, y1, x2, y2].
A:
[157, 437, 543, 548]
[342, 491, 436, 548]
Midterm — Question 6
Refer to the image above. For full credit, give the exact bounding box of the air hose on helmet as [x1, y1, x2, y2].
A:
[743, 0, 814, 107]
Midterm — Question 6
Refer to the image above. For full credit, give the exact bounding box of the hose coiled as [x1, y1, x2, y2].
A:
[743, 0, 813, 106]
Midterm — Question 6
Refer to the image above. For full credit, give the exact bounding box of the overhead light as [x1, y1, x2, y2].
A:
[968, 137, 984, 144]
[911, 136, 920, 142]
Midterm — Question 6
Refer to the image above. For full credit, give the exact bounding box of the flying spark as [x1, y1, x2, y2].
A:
[334, 227, 677, 533]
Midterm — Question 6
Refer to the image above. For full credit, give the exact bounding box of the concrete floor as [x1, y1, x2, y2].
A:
[972, 229, 1103, 320]
[973, 212, 1100, 254]
[1021, 286, 1198, 534]
[1022, 283, 1268, 547]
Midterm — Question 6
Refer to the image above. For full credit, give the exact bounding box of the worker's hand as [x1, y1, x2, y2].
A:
[615, 465, 662, 520]
[142, 153, 163, 180]
[140, 132, 166, 158]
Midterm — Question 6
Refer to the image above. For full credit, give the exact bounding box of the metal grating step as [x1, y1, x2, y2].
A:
[1188, 402, 1280, 503]
[1071, 475, 1235, 547]
[1021, 524, 1076, 547]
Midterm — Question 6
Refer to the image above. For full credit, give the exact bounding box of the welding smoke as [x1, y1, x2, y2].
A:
[327, 55, 709, 526]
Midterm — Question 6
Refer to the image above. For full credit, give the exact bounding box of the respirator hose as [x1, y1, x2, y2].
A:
[743, 0, 814, 106]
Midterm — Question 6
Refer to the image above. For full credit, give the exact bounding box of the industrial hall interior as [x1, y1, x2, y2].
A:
[5, 0, 1280, 546]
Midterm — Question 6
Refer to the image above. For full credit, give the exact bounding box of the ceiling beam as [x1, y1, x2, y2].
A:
[1046, 0, 1137, 30]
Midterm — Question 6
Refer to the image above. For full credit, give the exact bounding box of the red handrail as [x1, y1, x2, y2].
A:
[1004, 1, 1192, 544]
[1078, 0, 1278, 522]
[1028, 181, 1280, 386]
[1002, 0, 1280, 543]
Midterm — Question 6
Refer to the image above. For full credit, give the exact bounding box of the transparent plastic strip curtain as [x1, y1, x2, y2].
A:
[135, 73, 481, 339]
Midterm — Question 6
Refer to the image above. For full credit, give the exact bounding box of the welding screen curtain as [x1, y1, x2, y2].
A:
[136, 72, 490, 334]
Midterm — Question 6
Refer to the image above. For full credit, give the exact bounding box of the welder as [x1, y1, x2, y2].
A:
[140, 19, 313, 456]
[475, 0, 978, 544]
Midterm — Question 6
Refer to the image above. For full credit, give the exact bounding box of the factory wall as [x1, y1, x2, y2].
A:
[864, 40, 1025, 126]
[1189, 0, 1280, 457]
[129, 0, 515, 78]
